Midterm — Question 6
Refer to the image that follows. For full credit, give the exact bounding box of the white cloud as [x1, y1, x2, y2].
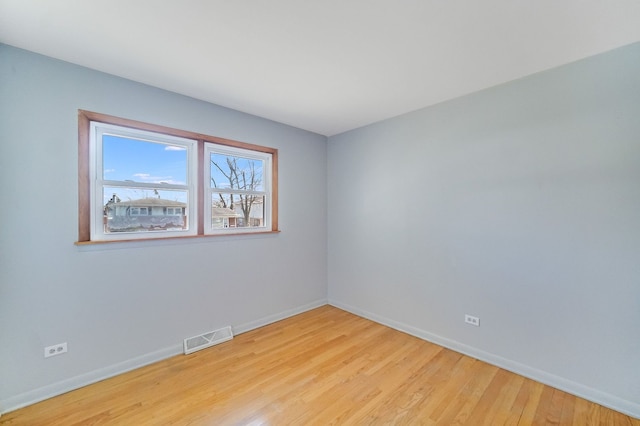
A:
[132, 173, 184, 185]
[165, 145, 186, 151]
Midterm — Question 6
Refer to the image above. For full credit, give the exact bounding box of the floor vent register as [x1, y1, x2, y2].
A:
[183, 326, 234, 354]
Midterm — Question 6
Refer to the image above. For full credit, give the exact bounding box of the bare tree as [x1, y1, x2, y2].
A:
[211, 156, 262, 226]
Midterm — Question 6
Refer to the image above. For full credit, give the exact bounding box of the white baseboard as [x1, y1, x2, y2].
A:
[328, 299, 640, 420]
[0, 344, 183, 415]
[233, 298, 328, 335]
[0, 298, 328, 415]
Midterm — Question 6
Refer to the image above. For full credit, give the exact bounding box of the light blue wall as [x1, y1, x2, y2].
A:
[2, 40, 639, 417]
[328, 42, 640, 416]
[0, 44, 327, 411]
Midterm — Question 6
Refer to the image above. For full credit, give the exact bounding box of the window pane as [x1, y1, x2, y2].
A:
[103, 135, 187, 184]
[211, 193, 264, 228]
[103, 187, 188, 233]
[210, 153, 264, 191]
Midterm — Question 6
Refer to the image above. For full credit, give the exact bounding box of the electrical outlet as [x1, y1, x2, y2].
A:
[465, 314, 480, 327]
[44, 342, 67, 358]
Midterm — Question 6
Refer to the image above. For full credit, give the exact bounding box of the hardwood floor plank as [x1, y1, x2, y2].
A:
[1, 306, 637, 425]
[420, 355, 477, 421]
[517, 380, 547, 425]
[358, 347, 458, 424]
[482, 371, 525, 425]
[546, 388, 568, 424]
[559, 392, 576, 425]
[531, 384, 557, 424]
[465, 367, 513, 424]
[432, 360, 499, 425]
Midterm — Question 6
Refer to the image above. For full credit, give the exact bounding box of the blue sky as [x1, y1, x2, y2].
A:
[103, 135, 187, 184]
[102, 135, 187, 203]
[101, 135, 264, 204]
[210, 153, 263, 191]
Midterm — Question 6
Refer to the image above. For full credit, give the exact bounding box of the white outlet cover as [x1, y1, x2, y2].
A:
[465, 315, 480, 326]
[44, 342, 68, 358]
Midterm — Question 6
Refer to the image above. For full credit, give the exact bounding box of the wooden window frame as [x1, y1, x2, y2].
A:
[77, 110, 278, 244]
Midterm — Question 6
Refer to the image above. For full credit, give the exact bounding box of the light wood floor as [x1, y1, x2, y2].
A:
[2, 306, 638, 425]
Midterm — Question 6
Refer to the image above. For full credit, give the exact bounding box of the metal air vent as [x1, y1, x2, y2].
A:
[183, 326, 233, 354]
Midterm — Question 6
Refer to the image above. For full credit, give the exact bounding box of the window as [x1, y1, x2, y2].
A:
[78, 110, 278, 243]
[90, 121, 197, 240]
[205, 144, 271, 234]
[130, 208, 148, 216]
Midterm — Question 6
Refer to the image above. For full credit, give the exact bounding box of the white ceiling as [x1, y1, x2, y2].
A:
[1, 1, 639, 136]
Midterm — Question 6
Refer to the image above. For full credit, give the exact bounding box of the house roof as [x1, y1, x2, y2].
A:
[212, 207, 240, 218]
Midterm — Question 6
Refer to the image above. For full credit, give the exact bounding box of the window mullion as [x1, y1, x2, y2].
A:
[197, 139, 205, 235]
[211, 189, 267, 196]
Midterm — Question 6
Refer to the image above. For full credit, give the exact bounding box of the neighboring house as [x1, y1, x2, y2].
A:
[211, 207, 240, 228]
[237, 200, 264, 227]
[105, 196, 186, 232]
[103, 195, 262, 231]
[231, 198, 264, 228]
[212, 197, 264, 228]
